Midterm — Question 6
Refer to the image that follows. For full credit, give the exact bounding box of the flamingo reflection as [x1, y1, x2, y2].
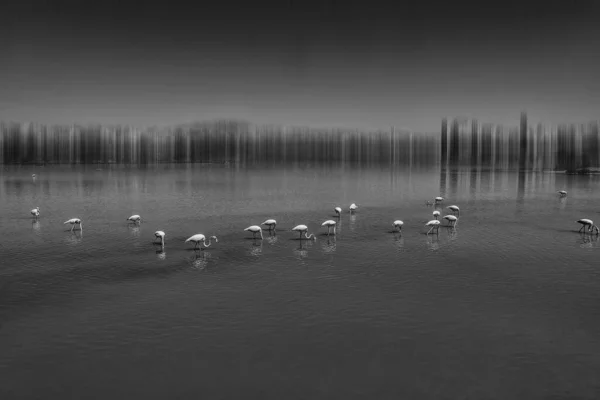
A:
[321, 237, 336, 253]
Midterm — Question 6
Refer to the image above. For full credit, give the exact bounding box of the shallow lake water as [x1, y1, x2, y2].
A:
[1, 163, 600, 399]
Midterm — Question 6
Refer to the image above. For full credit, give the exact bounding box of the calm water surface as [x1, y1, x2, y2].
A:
[1, 164, 600, 399]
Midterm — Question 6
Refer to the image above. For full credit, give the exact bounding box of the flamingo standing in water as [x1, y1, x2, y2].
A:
[432, 210, 440, 220]
[154, 231, 165, 246]
[292, 225, 316, 240]
[322, 220, 337, 235]
[244, 225, 264, 239]
[393, 220, 404, 233]
[261, 219, 277, 231]
[577, 219, 599, 234]
[435, 197, 444, 203]
[31, 207, 40, 219]
[185, 234, 218, 249]
[127, 215, 142, 224]
[334, 207, 342, 217]
[447, 205, 460, 216]
[557, 190, 567, 197]
[425, 219, 440, 235]
[349, 203, 357, 213]
[443, 215, 458, 227]
[64, 218, 83, 231]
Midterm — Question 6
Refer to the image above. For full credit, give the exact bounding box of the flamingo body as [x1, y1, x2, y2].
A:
[435, 197, 444, 203]
[443, 215, 458, 226]
[558, 190, 567, 196]
[261, 219, 277, 230]
[64, 218, 83, 231]
[154, 230, 165, 245]
[127, 215, 142, 223]
[292, 224, 316, 240]
[349, 203, 357, 212]
[577, 219, 599, 234]
[245, 225, 264, 239]
[31, 207, 40, 218]
[425, 219, 440, 234]
[393, 220, 404, 232]
[321, 220, 337, 235]
[447, 205, 460, 215]
[432, 210, 440, 219]
[334, 207, 342, 216]
[185, 234, 218, 249]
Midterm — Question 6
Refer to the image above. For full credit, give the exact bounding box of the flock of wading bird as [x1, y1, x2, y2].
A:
[27, 189, 598, 251]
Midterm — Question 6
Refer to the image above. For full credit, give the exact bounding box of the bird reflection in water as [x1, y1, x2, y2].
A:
[392, 232, 404, 250]
[321, 236, 336, 253]
[426, 235, 440, 251]
[190, 251, 211, 270]
[64, 230, 83, 246]
[293, 240, 312, 259]
[248, 238, 263, 257]
[349, 213, 357, 232]
[129, 225, 141, 237]
[558, 196, 567, 210]
[579, 233, 599, 249]
[445, 226, 458, 241]
[156, 248, 167, 260]
[31, 220, 41, 235]
[265, 230, 278, 245]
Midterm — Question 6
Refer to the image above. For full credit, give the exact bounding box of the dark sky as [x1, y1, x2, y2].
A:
[1, 0, 599, 132]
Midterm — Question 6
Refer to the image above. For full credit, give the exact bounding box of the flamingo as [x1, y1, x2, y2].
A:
[432, 210, 440, 220]
[425, 219, 440, 235]
[31, 207, 40, 218]
[577, 219, 599, 234]
[127, 215, 142, 224]
[393, 220, 404, 232]
[557, 190, 567, 197]
[261, 219, 277, 231]
[244, 225, 264, 239]
[292, 224, 316, 240]
[322, 220, 337, 235]
[154, 231, 165, 246]
[349, 203, 357, 213]
[334, 207, 342, 217]
[447, 205, 460, 215]
[443, 215, 458, 227]
[185, 234, 218, 249]
[32, 174, 37, 179]
[435, 196, 444, 203]
[64, 218, 82, 231]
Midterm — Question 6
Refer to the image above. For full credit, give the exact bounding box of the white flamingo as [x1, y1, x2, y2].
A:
[292, 224, 316, 240]
[322, 220, 337, 235]
[435, 196, 444, 203]
[185, 234, 218, 249]
[443, 215, 458, 227]
[244, 225, 264, 239]
[349, 203, 357, 213]
[577, 219, 599, 234]
[64, 218, 83, 231]
[447, 205, 460, 215]
[154, 231, 165, 246]
[261, 219, 277, 231]
[557, 190, 567, 197]
[334, 207, 342, 217]
[393, 220, 404, 232]
[432, 210, 440, 220]
[32, 174, 36, 179]
[31, 207, 40, 218]
[127, 215, 142, 224]
[425, 219, 440, 235]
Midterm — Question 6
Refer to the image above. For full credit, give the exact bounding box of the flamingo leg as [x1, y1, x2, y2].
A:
[427, 226, 433, 235]
[70, 224, 75, 231]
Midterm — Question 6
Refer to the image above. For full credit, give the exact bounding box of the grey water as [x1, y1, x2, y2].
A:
[1, 164, 600, 399]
